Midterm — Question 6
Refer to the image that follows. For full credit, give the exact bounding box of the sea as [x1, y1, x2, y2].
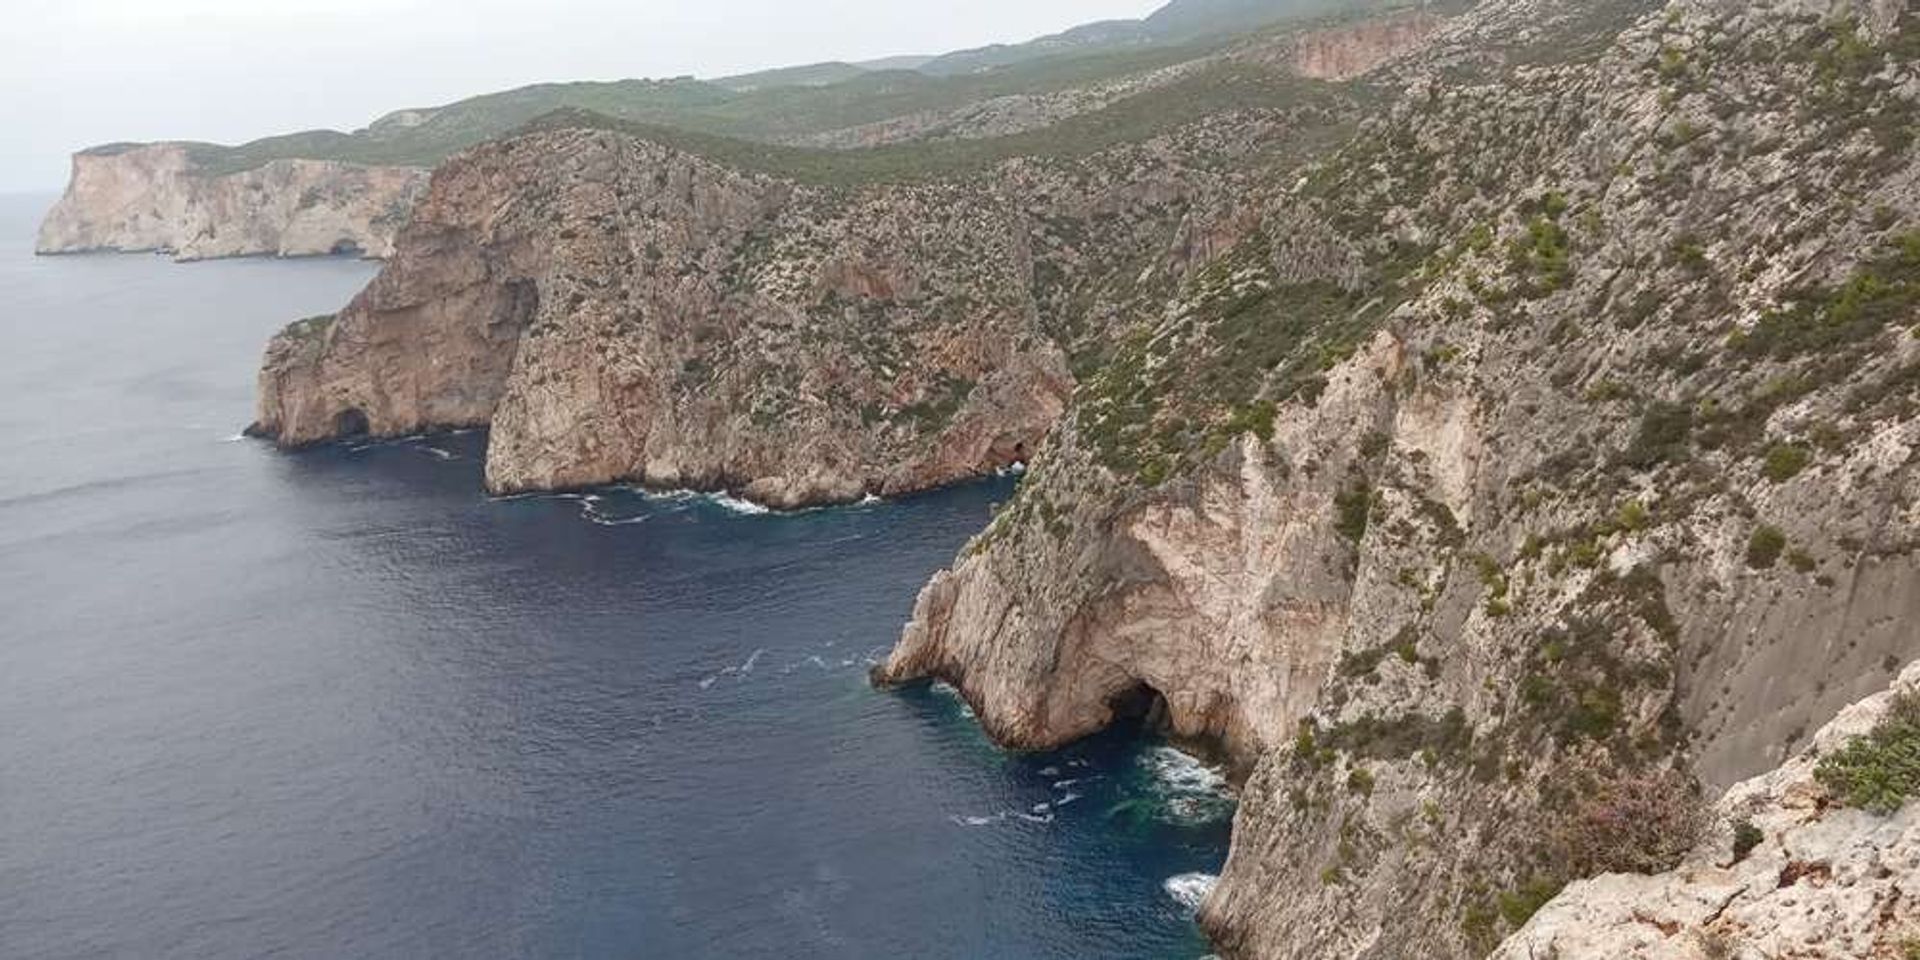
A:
[0, 193, 1231, 960]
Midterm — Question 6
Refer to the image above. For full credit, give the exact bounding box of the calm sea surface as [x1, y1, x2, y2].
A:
[0, 194, 1229, 960]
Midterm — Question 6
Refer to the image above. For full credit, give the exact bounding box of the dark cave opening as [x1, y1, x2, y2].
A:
[1107, 681, 1172, 737]
[333, 408, 371, 439]
[1107, 679, 1245, 782]
[328, 239, 365, 258]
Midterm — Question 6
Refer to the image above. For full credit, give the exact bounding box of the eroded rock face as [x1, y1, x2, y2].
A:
[1285, 12, 1446, 80]
[35, 144, 427, 261]
[252, 127, 1240, 507]
[249, 80, 1341, 507]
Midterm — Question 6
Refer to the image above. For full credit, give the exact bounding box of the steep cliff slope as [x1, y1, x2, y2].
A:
[874, 0, 1920, 955]
[248, 86, 1350, 506]
[35, 144, 426, 260]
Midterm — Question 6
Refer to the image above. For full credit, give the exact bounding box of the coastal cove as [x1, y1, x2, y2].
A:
[0, 194, 1230, 960]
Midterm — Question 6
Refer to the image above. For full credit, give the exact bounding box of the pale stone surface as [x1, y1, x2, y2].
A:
[36, 144, 427, 261]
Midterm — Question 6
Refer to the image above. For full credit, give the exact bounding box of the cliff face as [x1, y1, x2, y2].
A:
[877, 0, 1920, 955]
[35, 144, 427, 261]
[248, 103, 1338, 506]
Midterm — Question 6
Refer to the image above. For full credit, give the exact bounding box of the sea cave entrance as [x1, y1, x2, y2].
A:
[1107, 681, 1172, 737]
[333, 408, 370, 439]
[329, 239, 365, 258]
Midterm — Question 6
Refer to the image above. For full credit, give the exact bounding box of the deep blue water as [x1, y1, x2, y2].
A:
[0, 193, 1229, 960]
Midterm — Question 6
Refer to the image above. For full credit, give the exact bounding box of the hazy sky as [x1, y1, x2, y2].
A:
[1, 0, 1164, 192]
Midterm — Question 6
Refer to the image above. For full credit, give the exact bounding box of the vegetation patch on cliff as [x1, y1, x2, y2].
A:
[1816, 691, 1920, 814]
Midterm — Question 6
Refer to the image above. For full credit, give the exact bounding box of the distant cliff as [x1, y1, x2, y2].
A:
[35, 144, 427, 261]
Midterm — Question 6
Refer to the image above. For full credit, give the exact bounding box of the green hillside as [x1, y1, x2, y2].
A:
[516, 61, 1362, 188]
[137, 0, 1426, 178]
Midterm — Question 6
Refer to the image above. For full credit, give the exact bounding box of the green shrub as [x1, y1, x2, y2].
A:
[1497, 876, 1565, 927]
[1762, 444, 1812, 482]
[280, 314, 336, 340]
[1616, 500, 1651, 532]
[1815, 692, 1920, 814]
[1553, 769, 1706, 876]
[1347, 767, 1376, 796]
[1746, 525, 1788, 569]
[1620, 401, 1694, 468]
[1731, 818, 1763, 863]
[1335, 482, 1375, 544]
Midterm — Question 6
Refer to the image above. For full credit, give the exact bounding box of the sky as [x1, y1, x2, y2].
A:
[0, 0, 1164, 193]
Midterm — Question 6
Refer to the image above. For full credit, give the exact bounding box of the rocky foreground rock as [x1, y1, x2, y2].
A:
[247, 0, 1920, 954]
[1492, 662, 1920, 959]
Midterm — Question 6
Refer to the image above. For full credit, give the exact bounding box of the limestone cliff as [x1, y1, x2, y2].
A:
[247, 100, 1342, 506]
[877, 0, 1920, 955]
[35, 143, 427, 261]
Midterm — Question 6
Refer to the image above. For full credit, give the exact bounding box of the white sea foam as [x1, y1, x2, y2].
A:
[1038, 766, 1061, 777]
[584, 514, 650, 527]
[1141, 746, 1235, 825]
[929, 681, 976, 719]
[740, 649, 766, 673]
[950, 813, 1006, 827]
[1015, 811, 1055, 824]
[707, 492, 772, 516]
[1163, 873, 1218, 912]
[1054, 792, 1082, 807]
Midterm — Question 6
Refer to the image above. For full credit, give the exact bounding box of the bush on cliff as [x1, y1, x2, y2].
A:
[1553, 769, 1706, 877]
[1816, 691, 1920, 814]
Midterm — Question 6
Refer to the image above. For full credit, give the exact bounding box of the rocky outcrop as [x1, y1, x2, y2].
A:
[1285, 12, 1444, 80]
[247, 48, 1354, 506]
[1492, 663, 1920, 960]
[878, 0, 1920, 955]
[35, 143, 427, 261]
[247, 104, 1326, 507]
[251, 130, 1057, 506]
